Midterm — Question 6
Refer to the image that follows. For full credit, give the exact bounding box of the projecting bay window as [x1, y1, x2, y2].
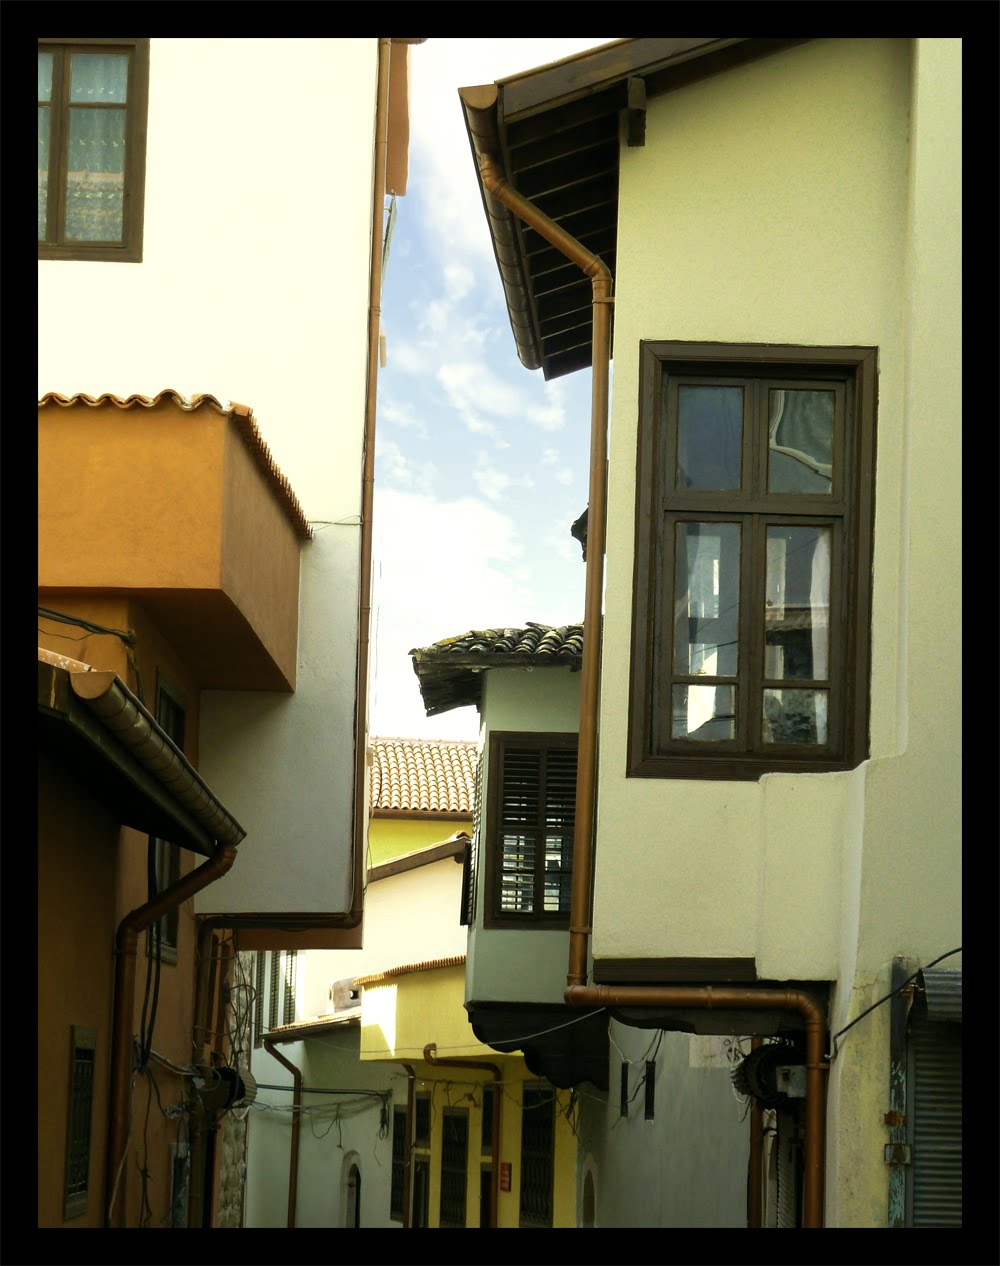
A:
[484, 733, 578, 928]
[38, 39, 149, 261]
[629, 343, 876, 780]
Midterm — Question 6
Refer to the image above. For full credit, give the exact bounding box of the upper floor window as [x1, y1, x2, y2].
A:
[629, 342, 877, 780]
[484, 732, 577, 928]
[38, 39, 149, 262]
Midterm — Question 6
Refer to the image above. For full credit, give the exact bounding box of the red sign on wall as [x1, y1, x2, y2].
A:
[500, 1162, 511, 1192]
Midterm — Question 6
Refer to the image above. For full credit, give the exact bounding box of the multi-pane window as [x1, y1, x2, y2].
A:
[64, 1025, 96, 1220]
[38, 39, 149, 261]
[629, 343, 876, 780]
[484, 733, 577, 928]
[253, 952, 266, 1048]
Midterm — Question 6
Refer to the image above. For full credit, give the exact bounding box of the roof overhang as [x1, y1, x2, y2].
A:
[459, 37, 811, 380]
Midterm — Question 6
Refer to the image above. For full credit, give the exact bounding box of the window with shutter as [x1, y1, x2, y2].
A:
[484, 732, 577, 928]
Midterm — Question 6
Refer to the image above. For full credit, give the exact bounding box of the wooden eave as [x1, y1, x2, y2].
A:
[459, 37, 811, 381]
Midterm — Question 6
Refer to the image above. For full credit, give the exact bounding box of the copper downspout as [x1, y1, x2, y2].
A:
[477, 154, 610, 991]
[748, 1035, 764, 1227]
[477, 149, 830, 1228]
[263, 1040, 303, 1228]
[423, 1043, 501, 1229]
[565, 983, 827, 1227]
[105, 842, 238, 1227]
[399, 1063, 417, 1228]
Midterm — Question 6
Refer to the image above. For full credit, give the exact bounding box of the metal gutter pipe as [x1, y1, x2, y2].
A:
[748, 1035, 763, 1227]
[423, 1043, 501, 1228]
[106, 841, 238, 1227]
[263, 1040, 304, 1228]
[476, 153, 610, 992]
[475, 145, 830, 1229]
[565, 983, 827, 1227]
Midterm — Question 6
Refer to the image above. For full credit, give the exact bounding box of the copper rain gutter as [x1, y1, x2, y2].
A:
[476, 153, 610, 995]
[423, 1043, 501, 1228]
[106, 841, 239, 1227]
[476, 143, 829, 1228]
[263, 1040, 304, 1228]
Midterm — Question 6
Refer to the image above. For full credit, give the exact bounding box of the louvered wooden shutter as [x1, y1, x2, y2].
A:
[490, 736, 577, 923]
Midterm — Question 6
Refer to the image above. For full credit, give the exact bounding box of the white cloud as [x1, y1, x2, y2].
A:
[471, 453, 535, 503]
[376, 439, 437, 494]
[380, 399, 428, 438]
[408, 39, 619, 272]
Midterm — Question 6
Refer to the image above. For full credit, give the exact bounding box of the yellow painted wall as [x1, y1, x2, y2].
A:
[360, 965, 577, 1226]
[368, 815, 471, 868]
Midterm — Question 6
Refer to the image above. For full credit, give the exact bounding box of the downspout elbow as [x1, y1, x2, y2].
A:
[106, 841, 238, 1227]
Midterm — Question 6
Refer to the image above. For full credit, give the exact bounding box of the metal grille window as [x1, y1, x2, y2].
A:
[390, 1107, 407, 1222]
[268, 951, 282, 1030]
[481, 1084, 494, 1153]
[63, 1025, 96, 1220]
[519, 1086, 555, 1228]
[38, 40, 149, 261]
[485, 733, 577, 928]
[440, 1109, 469, 1228]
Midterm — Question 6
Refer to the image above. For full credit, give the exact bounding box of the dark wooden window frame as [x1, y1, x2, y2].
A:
[629, 341, 876, 781]
[483, 731, 578, 930]
[38, 38, 149, 262]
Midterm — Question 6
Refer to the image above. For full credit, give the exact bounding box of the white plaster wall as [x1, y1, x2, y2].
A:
[38, 39, 382, 913]
[244, 1022, 399, 1229]
[596, 37, 916, 968]
[577, 1024, 749, 1227]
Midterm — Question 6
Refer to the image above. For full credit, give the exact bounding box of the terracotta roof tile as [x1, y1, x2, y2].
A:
[38, 390, 312, 541]
[369, 738, 477, 814]
[409, 621, 584, 716]
[353, 955, 466, 988]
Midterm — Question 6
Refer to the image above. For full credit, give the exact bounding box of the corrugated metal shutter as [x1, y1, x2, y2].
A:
[911, 1021, 962, 1226]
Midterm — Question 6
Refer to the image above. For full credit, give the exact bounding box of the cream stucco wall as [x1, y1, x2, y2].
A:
[593, 36, 960, 1226]
[39, 39, 382, 914]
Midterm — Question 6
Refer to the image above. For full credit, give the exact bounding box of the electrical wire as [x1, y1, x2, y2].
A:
[826, 946, 962, 1060]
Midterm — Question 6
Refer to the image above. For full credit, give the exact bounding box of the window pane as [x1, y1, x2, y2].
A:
[38, 52, 54, 101]
[673, 522, 740, 676]
[64, 108, 126, 241]
[542, 835, 573, 912]
[764, 526, 830, 680]
[38, 106, 50, 240]
[767, 389, 833, 493]
[762, 688, 829, 744]
[676, 385, 743, 489]
[500, 834, 535, 912]
[671, 685, 736, 740]
[69, 53, 128, 103]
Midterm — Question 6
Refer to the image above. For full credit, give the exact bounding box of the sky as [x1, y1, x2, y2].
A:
[369, 37, 618, 742]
